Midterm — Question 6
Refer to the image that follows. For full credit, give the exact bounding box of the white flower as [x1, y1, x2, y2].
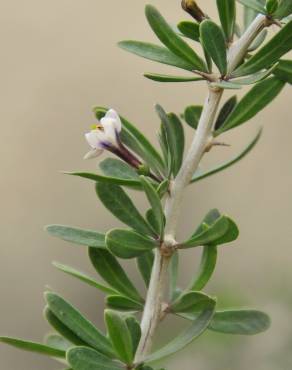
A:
[84, 109, 122, 159]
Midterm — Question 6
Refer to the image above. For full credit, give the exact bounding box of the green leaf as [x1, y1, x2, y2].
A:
[273, 59, 292, 84]
[45, 334, 72, 351]
[215, 96, 237, 130]
[236, 0, 266, 13]
[99, 158, 140, 181]
[118, 41, 197, 71]
[216, 0, 236, 42]
[125, 316, 141, 357]
[45, 292, 115, 358]
[231, 65, 276, 85]
[216, 77, 285, 134]
[89, 248, 142, 303]
[182, 216, 230, 248]
[191, 128, 262, 183]
[144, 73, 201, 83]
[145, 300, 216, 363]
[94, 107, 165, 175]
[248, 29, 268, 52]
[184, 105, 203, 129]
[274, 0, 292, 19]
[179, 309, 270, 335]
[65, 171, 141, 189]
[105, 310, 133, 364]
[233, 21, 292, 77]
[265, 0, 279, 14]
[157, 179, 169, 198]
[0, 337, 65, 358]
[52, 262, 117, 295]
[244, 4, 258, 29]
[213, 217, 239, 245]
[145, 5, 206, 71]
[96, 182, 154, 236]
[67, 347, 123, 370]
[106, 229, 158, 259]
[211, 81, 242, 90]
[156, 105, 185, 176]
[200, 20, 227, 75]
[189, 245, 218, 291]
[46, 225, 105, 249]
[171, 291, 215, 314]
[209, 309, 271, 334]
[137, 251, 154, 287]
[106, 295, 143, 312]
[140, 176, 164, 236]
[44, 307, 87, 346]
[177, 21, 200, 42]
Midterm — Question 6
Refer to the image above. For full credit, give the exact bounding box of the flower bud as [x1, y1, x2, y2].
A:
[181, 0, 206, 23]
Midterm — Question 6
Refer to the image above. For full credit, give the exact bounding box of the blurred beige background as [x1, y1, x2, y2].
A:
[0, 0, 291, 369]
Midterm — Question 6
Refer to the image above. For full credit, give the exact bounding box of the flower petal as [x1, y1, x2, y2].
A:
[101, 118, 118, 146]
[83, 148, 103, 159]
[104, 109, 122, 132]
[85, 131, 105, 149]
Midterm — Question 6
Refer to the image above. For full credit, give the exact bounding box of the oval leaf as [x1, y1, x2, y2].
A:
[136, 251, 154, 287]
[106, 295, 144, 312]
[96, 182, 154, 236]
[45, 292, 115, 358]
[184, 105, 203, 129]
[217, 0, 236, 42]
[89, 248, 142, 302]
[273, 59, 292, 84]
[171, 291, 215, 314]
[46, 225, 105, 249]
[144, 73, 201, 83]
[145, 5, 206, 71]
[200, 20, 227, 75]
[106, 229, 158, 259]
[217, 77, 285, 134]
[105, 310, 133, 364]
[177, 21, 200, 42]
[67, 347, 123, 370]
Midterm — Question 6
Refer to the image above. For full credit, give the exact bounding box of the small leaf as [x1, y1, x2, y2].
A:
[179, 309, 270, 335]
[171, 291, 215, 314]
[44, 307, 87, 346]
[231, 65, 276, 85]
[177, 21, 200, 42]
[45, 292, 115, 358]
[156, 105, 185, 177]
[248, 29, 268, 52]
[212, 217, 239, 245]
[145, 300, 216, 363]
[140, 176, 164, 236]
[105, 310, 133, 364]
[118, 41, 197, 71]
[236, 0, 266, 13]
[216, 77, 285, 134]
[45, 334, 71, 351]
[65, 171, 141, 189]
[189, 245, 218, 291]
[89, 248, 142, 302]
[157, 179, 169, 198]
[144, 73, 201, 83]
[145, 5, 206, 71]
[191, 128, 262, 183]
[106, 229, 158, 259]
[215, 95, 237, 130]
[211, 81, 242, 90]
[137, 251, 154, 287]
[216, 0, 236, 42]
[265, 0, 279, 15]
[182, 216, 230, 249]
[99, 158, 140, 181]
[52, 262, 117, 295]
[67, 347, 123, 370]
[274, 0, 292, 19]
[200, 20, 227, 75]
[273, 59, 292, 84]
[106, 295, 144, 312]
[94, 107, 165, 175]
[233, 21, 292, 77]
[0, 337, 65, 358]
[184, 105, 203, 129]
[125, 316, 141, 357]
[244, 4, 258, 29]
[96, 183, 154, 236]
[209, 309, 271, 334]
[46, 225, 105, 249]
